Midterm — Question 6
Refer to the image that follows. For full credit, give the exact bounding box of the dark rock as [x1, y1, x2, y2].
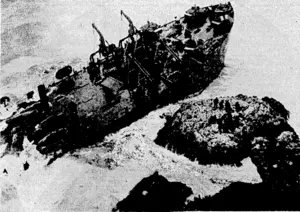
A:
[155, 95, 300, 192]
[26, 91, 34, 100]
[262, 96, 290, 120]
[185, 182, 300, 211]
[3, 169, 8, 174]
[0, 96, 10, 106]
[23, 161, 29, 171]
[113, 171, 193, 212]
[250, 131, 300, 192]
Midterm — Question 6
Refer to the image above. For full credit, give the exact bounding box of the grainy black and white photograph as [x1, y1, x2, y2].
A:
[1, 0, 300, 211]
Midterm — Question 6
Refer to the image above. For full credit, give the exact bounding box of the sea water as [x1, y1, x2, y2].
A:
[1, 1, 300, 211]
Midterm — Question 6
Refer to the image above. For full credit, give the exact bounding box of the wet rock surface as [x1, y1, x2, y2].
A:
[113, 171, 193, 212]
[185, 182, 300, 211]
[155, 94, 300, 194]
[112, 95, 300, 211]
[114, 176, 299, 211]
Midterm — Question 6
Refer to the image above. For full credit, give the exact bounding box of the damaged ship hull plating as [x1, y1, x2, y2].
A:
[1, 2, 234, 156]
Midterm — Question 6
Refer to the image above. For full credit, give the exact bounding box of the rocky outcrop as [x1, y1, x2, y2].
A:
[112, 171, 193, 212]
[115, 177, 299, 211]
[185, 182, 299, 211]
[155, 94, 300, 193]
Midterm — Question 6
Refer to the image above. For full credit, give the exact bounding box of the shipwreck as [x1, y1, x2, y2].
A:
[0, 2, 234, 156]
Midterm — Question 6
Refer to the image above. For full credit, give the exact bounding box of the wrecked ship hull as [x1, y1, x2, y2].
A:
[1, 2, 234, 155]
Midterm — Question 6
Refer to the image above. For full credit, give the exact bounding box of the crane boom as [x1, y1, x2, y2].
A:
[120, 10, 137, 35]
[91, 23, 109, 59]
[92, 23, 107, 47]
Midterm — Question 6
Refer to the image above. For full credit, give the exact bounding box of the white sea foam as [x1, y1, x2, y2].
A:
[1, 1, 300, 211]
